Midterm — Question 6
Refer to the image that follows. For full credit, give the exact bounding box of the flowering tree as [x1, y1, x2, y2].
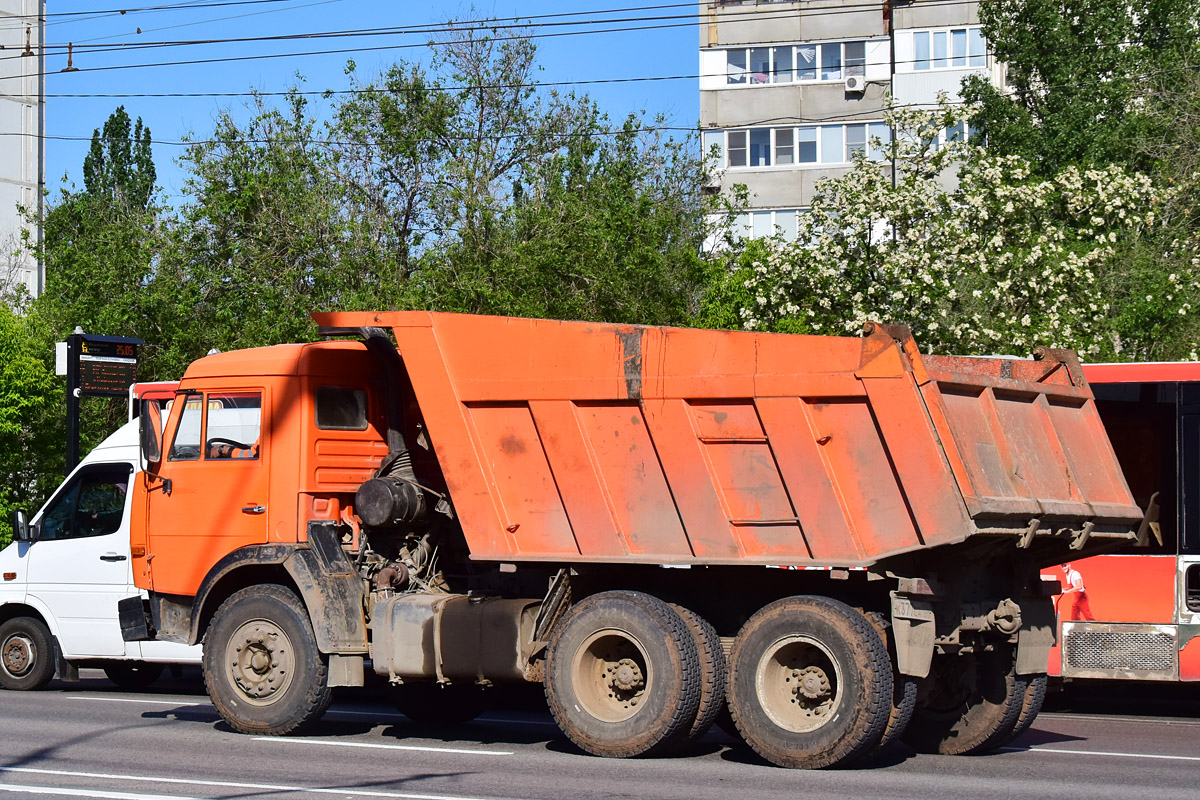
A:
[715, 103, 1197, 360]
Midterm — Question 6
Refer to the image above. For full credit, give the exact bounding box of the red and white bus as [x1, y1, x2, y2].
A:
[1041, 362, 1200, 682]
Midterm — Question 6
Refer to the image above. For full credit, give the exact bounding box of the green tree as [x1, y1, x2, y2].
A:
[83, 105, 156, 210]
[30, 106, 165, 464]
[963, 0, 1200, 176]
[161, 89, 405, 363]
[716, 104, 1193, 361]
[421, 110, 713, 324]
[0, 306, 60, 546]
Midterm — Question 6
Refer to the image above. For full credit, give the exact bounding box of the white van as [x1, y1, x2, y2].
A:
[1, 418, 201, 691]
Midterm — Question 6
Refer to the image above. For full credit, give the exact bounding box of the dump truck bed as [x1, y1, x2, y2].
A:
[314, 312, 1143, 567]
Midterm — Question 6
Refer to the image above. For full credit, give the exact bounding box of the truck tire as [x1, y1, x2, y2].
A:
[726, 596, 892, 769]
[669, 604, 726, 745]
[392, 683, 488, 725]
[0, 617, 55, 691]
[862, 611, 917, 753]
[1000, 673, 1047, 746]
[902, 646, 1025, 755]
[104, 662, 164, 691]
[202, 584, 332, 735]
[544, 590, 701, 758]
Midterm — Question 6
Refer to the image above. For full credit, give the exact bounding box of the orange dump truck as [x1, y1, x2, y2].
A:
[121, 313, 1145, 768]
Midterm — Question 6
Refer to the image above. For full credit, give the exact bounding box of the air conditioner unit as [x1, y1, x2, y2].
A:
[844, 75, 866, 94]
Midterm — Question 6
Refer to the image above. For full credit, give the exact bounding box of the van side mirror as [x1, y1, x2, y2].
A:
[11, 509, 31, 542]
[140, 399, 163, 466]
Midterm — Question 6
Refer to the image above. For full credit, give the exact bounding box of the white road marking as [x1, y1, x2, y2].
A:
[0, 785, 200, 800]
[0, 767, 517, 800]
[252, 736, 513, 756]
[1002, 746, 1200, 763]
[1038, 712, 1200, 727]
[70, 696, 208, 707]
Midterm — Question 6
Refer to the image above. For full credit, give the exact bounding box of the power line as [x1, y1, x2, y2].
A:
[2, 0, 983, 70]
[0, 98, 991, 148]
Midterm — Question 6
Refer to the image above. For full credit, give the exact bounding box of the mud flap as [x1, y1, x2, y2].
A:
[284, 522, 368, 656]
[1015, 595, 1056, 675]
[891, 592, 936, 678]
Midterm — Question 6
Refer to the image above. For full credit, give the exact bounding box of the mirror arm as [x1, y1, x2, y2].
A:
[144, 471, 172, 497]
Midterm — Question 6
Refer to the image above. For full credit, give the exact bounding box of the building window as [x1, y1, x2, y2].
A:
[709, 124, 892, 169]
[775, 128, 794, 165]
[844, 41, 866, 77]
[728, 49, 747, 84]
[733, 209, 806, 242]
[728, 130, 748, 166]
[726, 39, 872, 85]
[820, 126, 843, 164]
[928, 120, 974, 151]
[912, 27, 986, 71]
[749, 128, 772, 166]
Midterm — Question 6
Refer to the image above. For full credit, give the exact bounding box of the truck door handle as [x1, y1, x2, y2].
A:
[100, 553, 127, 562]
[242, 505, 266, 515]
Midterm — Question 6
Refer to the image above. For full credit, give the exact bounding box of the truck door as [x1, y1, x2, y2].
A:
[25, 462, 135, 657]
[145, 390, 270, 596]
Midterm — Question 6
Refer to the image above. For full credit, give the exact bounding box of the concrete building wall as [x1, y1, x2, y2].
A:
[699, 1, 994, 241]
[701, 1, 886, 48]
[891, 0, 978, 31]
[0, 0, 42, 298]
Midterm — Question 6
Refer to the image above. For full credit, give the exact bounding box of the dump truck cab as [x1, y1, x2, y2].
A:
[129, 341, 391, 673]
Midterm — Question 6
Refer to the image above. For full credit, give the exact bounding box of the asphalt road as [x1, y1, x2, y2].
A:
[1, 671, 1198, 800]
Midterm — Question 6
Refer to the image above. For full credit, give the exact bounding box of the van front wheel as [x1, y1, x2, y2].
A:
[202, 584, 331, 735]
[0, 617, 55, 691]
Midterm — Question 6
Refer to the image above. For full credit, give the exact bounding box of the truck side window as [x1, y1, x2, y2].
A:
[206, 392, 262, 460]
[315, 387, 367, 430]
[168, 393, 204, 461]
[39, 464, 134, 541]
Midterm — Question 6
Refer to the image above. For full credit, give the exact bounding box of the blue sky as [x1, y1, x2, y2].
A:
[40, 1, 702, 201]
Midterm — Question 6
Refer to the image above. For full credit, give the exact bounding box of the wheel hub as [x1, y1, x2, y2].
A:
[2, 634, 33, 677]
[757, 635, 842, 733]
[228, 621, 295, 705]
[796, 666, 831, 701]
[571, 629, 652, 723]
[610, 658, 645, 692]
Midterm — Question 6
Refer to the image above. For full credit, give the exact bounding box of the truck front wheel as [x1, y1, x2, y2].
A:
[0, 616, 55, 691]
[726, 596, 893, 769]
[202, 585, 332, 735]
[544, 590, 701, 758]
[902, 645, 1025, 755]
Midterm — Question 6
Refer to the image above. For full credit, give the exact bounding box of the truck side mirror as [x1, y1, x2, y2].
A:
[140, 400, 163, 466]
[10, 509, 31, 542]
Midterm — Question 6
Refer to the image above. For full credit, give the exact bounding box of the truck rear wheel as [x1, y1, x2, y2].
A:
[202, 584, 332, 735]
[726, 596, 892, 769]
[0, 617, 55, 691]
[544, 590, 701, 758]
[1000, 673, 1047, 746]
[670, 604, 726, 745]
[861, 611, 917, 753]
[902, 646, 1025, 755]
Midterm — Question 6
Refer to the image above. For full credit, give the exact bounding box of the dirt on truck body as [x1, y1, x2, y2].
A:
[121, 312, 1144, 769]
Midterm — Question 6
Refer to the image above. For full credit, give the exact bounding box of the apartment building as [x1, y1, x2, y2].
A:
[699, 0, 1002, 240]
[0, 0, 42, 298]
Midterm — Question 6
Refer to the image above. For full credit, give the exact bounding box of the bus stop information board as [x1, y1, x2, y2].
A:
[60, 332, 143, 471]
[77, 337, 139, 397]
